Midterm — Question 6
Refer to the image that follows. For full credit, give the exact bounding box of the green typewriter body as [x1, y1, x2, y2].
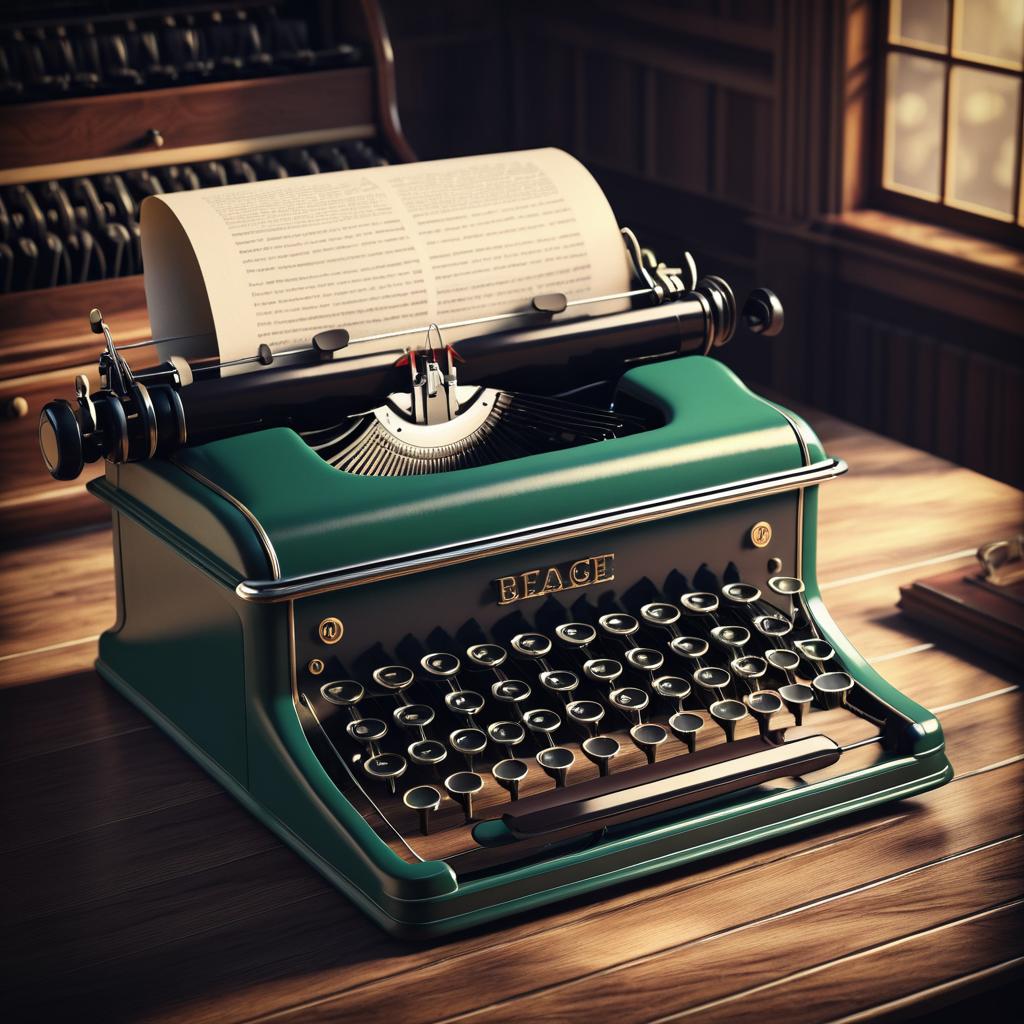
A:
[82, 350, 952, 937]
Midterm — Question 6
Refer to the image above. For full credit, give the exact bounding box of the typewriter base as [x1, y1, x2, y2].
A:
[96, 649, 951, 938]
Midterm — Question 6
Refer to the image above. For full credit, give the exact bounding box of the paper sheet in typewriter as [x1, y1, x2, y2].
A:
[140, 148, 631, 369]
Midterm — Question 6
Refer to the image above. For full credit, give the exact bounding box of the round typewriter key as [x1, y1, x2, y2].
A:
[449, 727, 488, 771]
[539, 669, 579, 695]
[567, 699, 605, 736]
[669, 711, 705, 753]
[652, 674, 692, 708]
[347, 717, 387, 744]
[722, 582, 762, 604]
[556, 622, 597, 647]
[745, 688, 784, 738]
[372, 665, 415, 691]
[583, 658, 623, 685]
[522, 708, 562, 744]
[796, 639, 835, 663]
[488, 720, 526, 753]
[630, 723, 669, 764]
[693, 666, 731, 696]
[753, 614, 793, 638]
[670, 636, 710, 660]
[363, 752, 407, 782]
[731, 655, 768, 682]
[421, 652, 461, 678]
[492, 678, 532, 709]
[709, 698, 747, 742]
[641, 602, 681, 627]
[599, 612, 639, 637]
[766, 648, 801, 674]
[403, 784, 442, 834]
[492, 758, 529, 801]
[711, 625, 750, 649]
[625, 647, 665, 673]
[582, 735, 620, 776]
[609, 686, 650, 723]
[320, 680, 364, 706]
[466, 643, 507, 669]
[408, 739, 448, 766]
[813, 671, 855, 709]
[769, 576, 805, 595]
[445, 689, 486, 717]
[511, 632, 552, 658]
[444, 770, 484, 821]
[393, 703, 435, 730]
[779, 682, 815, 725]
[536, 745, 574, 788]
[681, 592, 719, 614]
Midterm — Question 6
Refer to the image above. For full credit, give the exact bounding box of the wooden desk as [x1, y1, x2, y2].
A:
[1, 410, 1022, 1023]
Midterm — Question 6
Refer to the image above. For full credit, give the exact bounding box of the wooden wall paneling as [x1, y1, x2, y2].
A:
[910, 332, 937, 455]
[962, 353, 994, 479]
[582, 52, 645, 174]
[934, 342, 966, 466]
[650, 71, 713, 194]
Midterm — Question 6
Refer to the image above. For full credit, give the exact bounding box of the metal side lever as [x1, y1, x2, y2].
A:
[502, 730, 840, 840]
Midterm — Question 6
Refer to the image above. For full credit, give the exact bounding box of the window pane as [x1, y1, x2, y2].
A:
[947, 66, 1021, 218]
[890, 0, 950, 51]
[954, 0, 1024, 69]
[885, 52, 947, 199]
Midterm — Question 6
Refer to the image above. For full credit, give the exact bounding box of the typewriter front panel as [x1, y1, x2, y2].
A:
[290, 490, 901, 872]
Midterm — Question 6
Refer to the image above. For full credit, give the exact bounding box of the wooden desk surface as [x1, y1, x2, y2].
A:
[2, 409, 1022, 1023]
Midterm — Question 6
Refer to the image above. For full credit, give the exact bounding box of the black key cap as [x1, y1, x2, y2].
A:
[445, 771, 484, 821]
[449, 727, 488, 770]
[710, 698, 747, 742]
[373, 665, 415, 691]
[813, 671, 855, 709]
[796, 639, 835, 663]
[539, 669, 579, 695]
[609, 686, 649, 721]
[768, 576, 805, 595]
[536, 746, 574, 788]
[693, 666, 731, 696]
[732, 655, 768, 682]
[393, 703, 435, 730]
[492, 758, 529, 801]
[625, 647, 664, 673]
[566, 699, 605, 736]
[681, 592, 719, 614]
[492, 678, 532, 707]
[779, 682, 814, 725]
[598, 612, 639, 637]
[630, 722, 669, 764]
[711, 625, 750, 649]
[555, 622, 597, 647]
[408, 739, 447, 766]
[668, 711, 704, 753]
[766, 649, 801, 673]
[641, 602, 680, 627]
[404, 784, 442, 834]
[347, 717, 387, 743]
[582, 735, 620, 776]
[722, 582, 761, 604]
[745, 689, 783, 738]
[445, 690, 486, 717]
[466, 643, 507, 669]
[488, 720, 526, 752]
[670, 636, 709, 660]
[583, 658, 623, 685]
[753, 614, 793, 638]
[522, 708, 562, 743]
[421, 652, 461, 677]
[320, 680, 363, 706]
[511, 632, 552, 658]
[363, 752, 407, 781]
[652, 674, 691, 708]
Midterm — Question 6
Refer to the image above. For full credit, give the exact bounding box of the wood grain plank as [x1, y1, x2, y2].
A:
[0, 725, 219, 855]
[647, 901, 1024, 1024]
[424, 838, 1024, 1024]
[26, 740, 1020, 1024]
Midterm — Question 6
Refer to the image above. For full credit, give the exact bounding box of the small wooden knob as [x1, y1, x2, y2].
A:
[2, 396, 29, 419]
[145, 128, 165, 148]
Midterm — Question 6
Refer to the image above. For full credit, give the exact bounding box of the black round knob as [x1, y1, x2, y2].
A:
[38, 400, 83, 480]
[743, 288, 785, 337]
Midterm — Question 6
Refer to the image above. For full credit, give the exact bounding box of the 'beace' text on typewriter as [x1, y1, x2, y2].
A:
[494, 553, 615, 605]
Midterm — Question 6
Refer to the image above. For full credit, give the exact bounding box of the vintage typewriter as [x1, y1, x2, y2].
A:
[35, 232, 953, 937]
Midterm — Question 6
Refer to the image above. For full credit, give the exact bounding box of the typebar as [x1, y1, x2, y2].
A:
[502, 731, 841, 839]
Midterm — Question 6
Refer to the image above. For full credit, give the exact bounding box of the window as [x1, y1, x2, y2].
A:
[881, 0, 1024, 238]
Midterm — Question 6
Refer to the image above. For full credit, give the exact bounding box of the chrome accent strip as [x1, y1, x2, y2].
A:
[237, 457, 847, 603]
[170, 458, 282, 580]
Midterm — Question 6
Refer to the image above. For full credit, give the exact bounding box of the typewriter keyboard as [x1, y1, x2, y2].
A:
[301, 576, 884, 866]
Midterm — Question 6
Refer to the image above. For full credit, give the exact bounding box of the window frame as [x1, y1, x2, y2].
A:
[872, 0, 1024, 247]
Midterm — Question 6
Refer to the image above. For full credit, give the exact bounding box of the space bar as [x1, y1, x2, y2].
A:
[502, 731, 842, 839]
